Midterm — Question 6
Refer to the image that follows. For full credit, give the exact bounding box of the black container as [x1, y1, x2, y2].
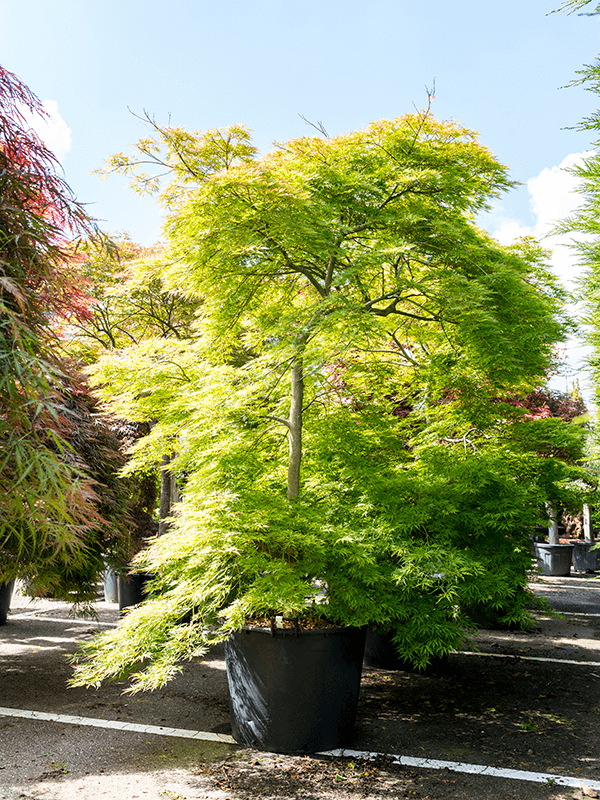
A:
[571, 540, 598, 573]
[0, 579, 15, 625]
[364, 625, 406, 670]
[225, 624, 366, 754]
[534, 542, 573, 577]
[364, 625, 448, 673]
[117, 573, 152, 611]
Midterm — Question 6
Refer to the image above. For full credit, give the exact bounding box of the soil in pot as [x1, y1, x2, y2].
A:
[225, 622, 367, 754]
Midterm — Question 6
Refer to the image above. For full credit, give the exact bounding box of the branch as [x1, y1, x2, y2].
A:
[298, 115, 330, 139]
[159, 360, 192, 382]
[439, 429, 480, 455]
[362, 292, 439, 320]
[387, 330, 422, 366]
[323, 253, 336, 296]
[263, 414, 292, 431]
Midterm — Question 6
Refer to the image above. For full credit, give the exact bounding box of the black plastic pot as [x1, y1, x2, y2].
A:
[364, 625, 448, 673]
[0, 579, 15, 625]
[225, 624, 367, 754]
[530, 529, 547, 556]
[534, 543, 573, 577]
[117, 573, 152, 611]
[571, 541, 598, 573]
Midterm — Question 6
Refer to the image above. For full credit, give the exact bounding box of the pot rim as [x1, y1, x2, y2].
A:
[534, 542, 574, 549]
[236, 624, 363, 636]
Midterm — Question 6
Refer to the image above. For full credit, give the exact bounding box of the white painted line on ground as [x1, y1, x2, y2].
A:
[457, 650, 600, 666]
[533, 584, 600, 592]
[0, 707, 235, 744]
[1, 705, 599, 791]
[323, 749, 600, 792]
[8, 614, 117, 627]
[8, 609, 43, 617]
[558, 611, 600, 617]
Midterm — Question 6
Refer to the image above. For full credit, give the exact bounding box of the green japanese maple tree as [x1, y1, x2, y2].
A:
[72, 109, 580, 690]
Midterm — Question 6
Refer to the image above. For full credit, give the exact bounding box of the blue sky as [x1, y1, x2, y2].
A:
[2, 0, 600, 397]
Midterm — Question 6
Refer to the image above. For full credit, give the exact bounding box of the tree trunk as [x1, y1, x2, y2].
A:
[158, 453, 173, 535]
[287, 358, 304, 499]
[584, 504, 594, 542]
[546, 504, 560, 545]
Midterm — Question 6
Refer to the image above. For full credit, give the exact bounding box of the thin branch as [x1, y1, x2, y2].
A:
[298, 115, 330, 139]
[439, 429, 480, 455]
[263, 414, 292, 431]
[362, 291, 440, 320]
[159, 360, 192, 382]
[387, 330, 422, 366]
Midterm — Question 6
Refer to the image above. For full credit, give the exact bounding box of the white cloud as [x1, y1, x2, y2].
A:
[492, 151, 595, 407]
[21, 99, 72, 162]
[493, 151, 592, 283]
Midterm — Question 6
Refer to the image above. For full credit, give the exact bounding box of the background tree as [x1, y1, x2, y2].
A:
[62, 234, 199, 361]
[60, 234, 201, 534]
[551, 1, 600, 14]
[0, 65, 129, 603]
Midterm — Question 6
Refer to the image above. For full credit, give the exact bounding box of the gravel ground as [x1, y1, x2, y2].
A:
[1, 574, 600, 799]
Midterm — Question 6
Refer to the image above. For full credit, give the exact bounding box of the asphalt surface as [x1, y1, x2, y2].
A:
[1, 575, 600, 799]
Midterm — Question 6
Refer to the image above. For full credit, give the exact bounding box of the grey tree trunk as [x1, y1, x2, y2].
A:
[287, 358, 304, 499]
[584, 504, 594, 542]
[546, 504, 560, 545]
[159, 453, 173, 536]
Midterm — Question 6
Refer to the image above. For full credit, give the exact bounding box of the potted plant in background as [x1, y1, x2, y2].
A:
[71, 108, 573, 752]
[534, 505, 574, 577]
[569, 505, 598, 572]
[496, 389, 593, 579]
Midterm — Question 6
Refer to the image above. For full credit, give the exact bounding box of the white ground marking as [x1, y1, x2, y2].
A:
[0, 706, 235, 743]
[7, 613, 117, 627]
[0, 706, 598, 791]
[322, 749, 600, 791]
[457, 650, 600, 666]
[559, 611, 600, 617]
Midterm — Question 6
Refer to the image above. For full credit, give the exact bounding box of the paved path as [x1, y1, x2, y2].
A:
[1, 576, 600, 799]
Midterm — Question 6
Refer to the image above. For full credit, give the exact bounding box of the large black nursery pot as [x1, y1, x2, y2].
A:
[0, 579, 15, 625]
[225, 621, 367, 754]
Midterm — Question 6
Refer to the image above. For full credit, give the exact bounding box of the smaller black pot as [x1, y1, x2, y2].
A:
[0, 579, 15, 625]
[117, 573, 152, 611]
[364, 625, 448, 673]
